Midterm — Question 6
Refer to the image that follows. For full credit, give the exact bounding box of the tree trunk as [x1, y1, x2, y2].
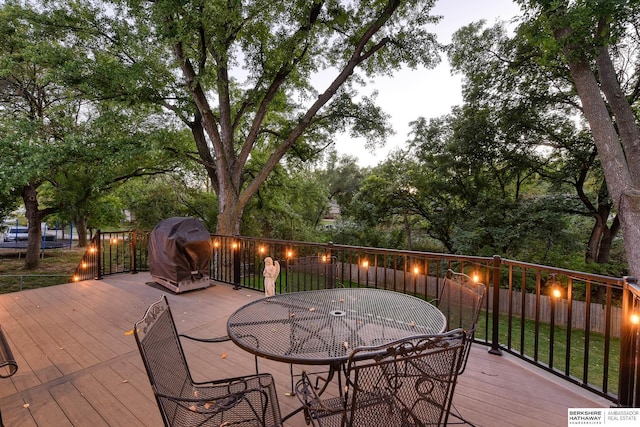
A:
[585, 220, 603, 264]
[215, 189, 245, 235]
[585, 206, 619, 265]
[618, 189, 640, 277]
[596, 227, 613, 264]
[404, 209, 413, 251]
[595, 46, 640, 183]
[562, 50, 640, 277]
[74, 216, 89, 247]
[21, 184, 44, 270]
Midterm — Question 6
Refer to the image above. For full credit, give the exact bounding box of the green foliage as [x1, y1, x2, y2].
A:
[442, 15, 629, 271]
[111, 0, 446, 234]
[241, 164, 330, 241]
[1, 0, 634, 280]
[0, 1, 197, 247]
[116, 174, 214, 231]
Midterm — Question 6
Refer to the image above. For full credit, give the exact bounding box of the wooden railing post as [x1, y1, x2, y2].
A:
[489, 255, 503, 355]
[96, 230, 103, 280]
[618, 276, 639, 407]
[131, 230, 138, 274]
[233, 236, 241, 290]
[326, 242, 334, 289]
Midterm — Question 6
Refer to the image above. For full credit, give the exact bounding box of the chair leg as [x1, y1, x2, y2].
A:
[287, 363, 296, 396]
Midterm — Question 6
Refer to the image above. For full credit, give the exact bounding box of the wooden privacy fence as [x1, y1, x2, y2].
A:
[491, 288, 622, 338]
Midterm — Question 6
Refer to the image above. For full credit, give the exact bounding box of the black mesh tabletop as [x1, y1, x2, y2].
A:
[227, 288, 446, 365]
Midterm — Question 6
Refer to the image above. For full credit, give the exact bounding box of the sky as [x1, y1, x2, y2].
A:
[334, 0, 523, 166]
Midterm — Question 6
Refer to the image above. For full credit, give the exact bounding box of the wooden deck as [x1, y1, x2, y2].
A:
[0, 273, 612, 426]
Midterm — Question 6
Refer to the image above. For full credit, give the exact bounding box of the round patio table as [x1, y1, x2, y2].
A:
[226, 287, 447, 366]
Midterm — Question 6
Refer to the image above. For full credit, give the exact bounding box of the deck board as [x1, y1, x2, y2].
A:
[0, 273, 613, 426]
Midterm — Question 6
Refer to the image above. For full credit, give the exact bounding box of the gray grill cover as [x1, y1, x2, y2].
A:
[149, 217, 212, 285]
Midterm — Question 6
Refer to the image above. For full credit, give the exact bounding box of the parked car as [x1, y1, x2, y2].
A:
[2, 226, 56, 242]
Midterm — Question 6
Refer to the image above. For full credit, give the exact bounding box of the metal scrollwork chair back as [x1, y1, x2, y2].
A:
[296, 329, 466, 427]
[134, 295, 283, 427]
[438, 269, 486, 375]
[436, 270, 486, 426]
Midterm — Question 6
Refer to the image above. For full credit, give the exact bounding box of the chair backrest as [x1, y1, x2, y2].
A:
[0, 326, 18, 378]
[134, 295, 194, 423]
[135, 295, 283, 427]
[438, 269, 486, 374]
[343, 330, 466, 427]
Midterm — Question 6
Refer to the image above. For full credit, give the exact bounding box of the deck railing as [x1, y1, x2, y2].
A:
[71, 231, 640, 407]
[71, 230, 148, 281]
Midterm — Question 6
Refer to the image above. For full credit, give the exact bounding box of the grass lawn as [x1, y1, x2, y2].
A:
[0, 247, 85, 293]
[479, 311, 620, 396]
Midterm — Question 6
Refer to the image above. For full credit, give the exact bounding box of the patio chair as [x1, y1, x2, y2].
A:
[134, 295, 283, 427]
[438, 269, 486, 374]
[436, 269, 486, 425]
[0, 325, 18, 427]
[295, 329, 466, 427]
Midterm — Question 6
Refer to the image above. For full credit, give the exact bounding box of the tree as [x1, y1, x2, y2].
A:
[516, 0, 640, 277]
[0, 2, 186, 266]
[121, 0, 443, 235]
[316, 152, 366, 221]
[45, 109, 187, 246]
[447, 16, 626, 269]
[118, 174, 207, 231]
[0, 2, 82, 267]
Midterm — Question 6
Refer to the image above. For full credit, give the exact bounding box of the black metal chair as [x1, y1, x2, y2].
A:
[295, 329, 466, 427]
[435, 269, 486, 425]
[134, 295, 283, 427]
[0, 325, 18, 427]
[438, 269, 486, 374]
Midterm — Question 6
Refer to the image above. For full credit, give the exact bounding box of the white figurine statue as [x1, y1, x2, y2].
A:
[263, 257, 280, 297]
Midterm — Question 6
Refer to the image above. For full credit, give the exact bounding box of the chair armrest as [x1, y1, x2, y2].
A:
[155, 384, 269, 415]
[179, 334, 231, 344]
[180, 333, 261, 375]
[0, 326, 18, 378]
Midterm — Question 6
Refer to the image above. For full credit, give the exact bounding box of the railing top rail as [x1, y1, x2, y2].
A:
[626, 276, 640, 297]
[0, 274, 71, 278]
[213, 234, 624, 286]
[500, 258, 624, 287]
[104, 232, 624, 288]
[214, 234, 496, 262]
